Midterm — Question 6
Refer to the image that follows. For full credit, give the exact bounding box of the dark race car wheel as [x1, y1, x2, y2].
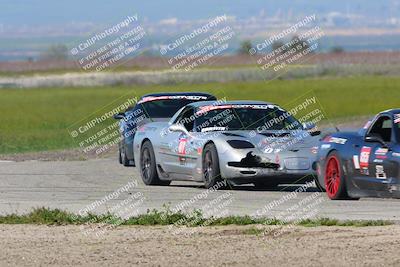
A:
[202, 143, 225, 189]
[119, 144, 131, 166]
[324, 151, 358, 200]
[140, 141, 170, 186]
[118, 146, 123, 164]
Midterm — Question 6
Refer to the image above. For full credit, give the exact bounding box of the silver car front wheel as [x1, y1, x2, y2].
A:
[202, 143, 224, 189]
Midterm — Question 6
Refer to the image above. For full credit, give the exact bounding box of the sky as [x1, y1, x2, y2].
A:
[0, 0, 397, 26]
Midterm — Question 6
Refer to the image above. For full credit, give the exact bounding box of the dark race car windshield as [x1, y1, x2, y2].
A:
[137, 95, 212, 118]
[140, 99, 200, 118]
[194, 105, 302, 132]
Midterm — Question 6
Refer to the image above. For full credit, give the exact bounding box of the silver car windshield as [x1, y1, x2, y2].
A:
[194, 107, 302, 132]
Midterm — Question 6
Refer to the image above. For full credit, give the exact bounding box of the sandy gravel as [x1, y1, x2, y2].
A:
[0, 224, 399, 267]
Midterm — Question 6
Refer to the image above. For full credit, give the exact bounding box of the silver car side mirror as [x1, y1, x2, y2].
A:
[168, 124, 189, 135]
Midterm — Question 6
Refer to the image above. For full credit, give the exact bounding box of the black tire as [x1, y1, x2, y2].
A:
[140, 141, 170, 186]
[253, 180, 279, 190]
[202, 143, 225, 189]
[118, 145, 123, 164]
[314, 175, 326, 192]
[120, 144, 131, 167]
[324, 151, 358, 200]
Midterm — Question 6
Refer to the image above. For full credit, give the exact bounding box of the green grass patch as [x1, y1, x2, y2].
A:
[296, 217, 392, 227]
[0, 207, 393, 227]
[242, 226, 266, 235]
[1, 76, 400, 154]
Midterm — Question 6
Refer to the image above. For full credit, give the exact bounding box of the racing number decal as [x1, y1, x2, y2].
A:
[178, 138, 187, 155]
[177, 138, 188, 165]
[360, 147, 371, 168]
[360, 146, 371, 167]
[359, 146, 371, 175]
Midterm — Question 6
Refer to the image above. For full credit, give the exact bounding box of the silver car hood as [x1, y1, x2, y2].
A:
[218, 130, 319, 150]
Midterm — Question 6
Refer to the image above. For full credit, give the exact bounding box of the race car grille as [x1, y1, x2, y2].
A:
[228, 152, 279, 169]
[284, 158, 310, 170]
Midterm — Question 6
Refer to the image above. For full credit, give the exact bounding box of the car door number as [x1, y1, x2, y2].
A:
[178, 138, 187, 155]
[360, 146, 371, 168]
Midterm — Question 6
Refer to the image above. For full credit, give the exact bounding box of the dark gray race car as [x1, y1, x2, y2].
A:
[113, 92, 216, 166]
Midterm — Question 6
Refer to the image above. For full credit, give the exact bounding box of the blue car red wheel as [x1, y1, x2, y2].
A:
[324, 151, 358, 200]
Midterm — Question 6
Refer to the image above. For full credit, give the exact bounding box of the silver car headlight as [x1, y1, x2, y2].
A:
[227, 140, 255, 149]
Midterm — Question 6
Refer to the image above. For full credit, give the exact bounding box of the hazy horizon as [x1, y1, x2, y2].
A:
[1, 0, 399, 26]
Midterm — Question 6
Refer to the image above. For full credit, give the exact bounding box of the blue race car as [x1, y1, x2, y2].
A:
[113, 92, 216, 166]
[317, 109, 400, 200]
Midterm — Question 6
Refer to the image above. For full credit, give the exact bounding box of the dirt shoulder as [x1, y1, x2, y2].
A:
[0, 224, 399, 266]
[0, 146, 117, 162]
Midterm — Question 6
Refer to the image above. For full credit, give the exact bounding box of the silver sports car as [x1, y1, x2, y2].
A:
[133, 100, 321, 189]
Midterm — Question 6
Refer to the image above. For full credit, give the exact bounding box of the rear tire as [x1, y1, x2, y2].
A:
[118, 145, 123, 164]
[324, 151, 358, 200]
[140, 141, 170, 186]
[202, 143, 225, 189]
[119, 143, 131, 167]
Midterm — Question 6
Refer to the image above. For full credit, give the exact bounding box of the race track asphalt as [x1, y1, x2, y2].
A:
[1, 158, 399, 221]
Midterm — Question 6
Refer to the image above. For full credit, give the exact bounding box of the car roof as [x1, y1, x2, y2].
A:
[140, 92, 216, 99]
[187, 100, 276, 108]
[380, 109, 400, 115]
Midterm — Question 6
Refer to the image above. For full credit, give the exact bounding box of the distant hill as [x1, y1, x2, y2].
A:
[1, 0, 399, 61]
[1, 0, 399, 25]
